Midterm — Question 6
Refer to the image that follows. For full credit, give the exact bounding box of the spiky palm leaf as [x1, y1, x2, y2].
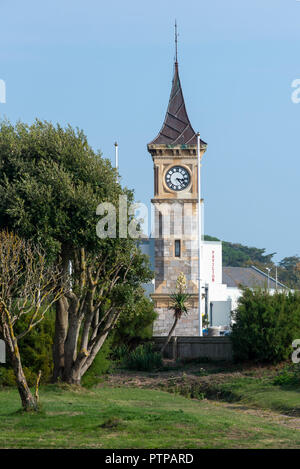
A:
[169, 291, 191, 320]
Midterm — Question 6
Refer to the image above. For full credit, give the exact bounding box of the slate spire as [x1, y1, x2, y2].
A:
[149, 60, 206, 147]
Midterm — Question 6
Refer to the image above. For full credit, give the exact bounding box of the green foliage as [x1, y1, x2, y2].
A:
[0, 367, 16, 386]
[0, 365, 38, 387]
[121, 343, 163, 371]
[113, 294, 157, 348]
[81, 339, 113, 388]
[278, 256, 300, 289]
[0, 119, 154, 383]
[169, 291, 190, 320]
[231, 288, 300, 363]
[273, 364, 300, 386]
[17, 312, 55, 382]
[112, 344, 130, 361]
[0, 311, 55, 386]
[0, 119, 124, 259]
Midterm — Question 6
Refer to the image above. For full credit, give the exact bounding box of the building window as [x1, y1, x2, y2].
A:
[175, 240, 181, 257]
[159, 212, 162, 238]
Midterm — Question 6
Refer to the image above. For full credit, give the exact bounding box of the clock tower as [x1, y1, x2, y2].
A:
[148, 58, 207, 336]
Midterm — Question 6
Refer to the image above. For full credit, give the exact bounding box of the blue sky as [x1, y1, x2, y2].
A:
[0, 0, 300, 262]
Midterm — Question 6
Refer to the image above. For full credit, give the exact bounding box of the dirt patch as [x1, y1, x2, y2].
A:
[99, 417, 126, 430]
[100, 360, 280, 394]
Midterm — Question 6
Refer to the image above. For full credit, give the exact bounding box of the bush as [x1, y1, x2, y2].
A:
[0, 365, 37, 387]
[112, 344, 130, 362]
[122, 343, 163, 371]
[17, 312, 55, 383]
[231, 288, 300, 363]
[0, 310, 55, 386]
[273, 364, 300, 386]
[0, 367, 16, 387]
[112, 296, 157, 348]
[81, 339, 113, 388]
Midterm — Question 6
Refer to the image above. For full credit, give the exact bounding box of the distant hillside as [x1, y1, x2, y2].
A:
[204, 235, 300, 289]
[204, 235, 275, 267]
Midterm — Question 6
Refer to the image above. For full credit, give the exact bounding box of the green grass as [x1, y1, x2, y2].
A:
[152, 361, 300, 417]
[212, 377, 300, 416]
[1, 384, 300, 448]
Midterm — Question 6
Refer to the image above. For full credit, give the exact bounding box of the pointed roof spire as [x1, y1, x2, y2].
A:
[149, 23, 206, 147]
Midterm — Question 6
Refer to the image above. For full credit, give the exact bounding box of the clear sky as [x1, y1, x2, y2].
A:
[0, 0, 299, 262]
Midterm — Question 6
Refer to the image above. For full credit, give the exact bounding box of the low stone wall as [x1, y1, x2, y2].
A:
[153, 336, 233, 361]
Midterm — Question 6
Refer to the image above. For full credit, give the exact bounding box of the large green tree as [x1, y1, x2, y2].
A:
[0, 120, 153, 384]
[231, 287, 300, 363]
[278, 256, 300, 289]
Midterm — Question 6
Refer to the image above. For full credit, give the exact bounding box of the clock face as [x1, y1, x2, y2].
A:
[165, 166, 190, 191]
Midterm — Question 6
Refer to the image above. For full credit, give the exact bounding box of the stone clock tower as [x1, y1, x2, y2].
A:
[147, 59, 207, 336]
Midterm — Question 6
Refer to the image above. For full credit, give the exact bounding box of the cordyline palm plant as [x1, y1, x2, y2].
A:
[161, 273, 190, 354]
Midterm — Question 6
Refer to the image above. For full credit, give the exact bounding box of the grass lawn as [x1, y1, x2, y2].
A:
[103, 360, 300, 418]
[1, 384, 300, 449]
[210, 376, 300, 416]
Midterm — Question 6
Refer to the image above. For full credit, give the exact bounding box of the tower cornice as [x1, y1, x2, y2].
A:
[148, 143, 207, 161]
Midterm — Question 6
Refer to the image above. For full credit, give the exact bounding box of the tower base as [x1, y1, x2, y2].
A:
[151, 293, 202, 337]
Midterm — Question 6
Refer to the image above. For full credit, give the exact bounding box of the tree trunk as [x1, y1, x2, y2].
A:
[62, 308, 81, 383]
[52, 297, 68, 381]
[1, 308, 37, 411]
[52, 247, 70, 382]
[66, 311, 120, 385]
[64, 367, 82, 385]
[161, 317, 178, 356]
[9, 345, 37, 411]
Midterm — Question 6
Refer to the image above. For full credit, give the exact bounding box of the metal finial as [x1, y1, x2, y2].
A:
[175, 20, 178, 63]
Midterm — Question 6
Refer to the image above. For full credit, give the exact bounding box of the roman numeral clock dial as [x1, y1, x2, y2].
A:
[165, 166, 190, 191]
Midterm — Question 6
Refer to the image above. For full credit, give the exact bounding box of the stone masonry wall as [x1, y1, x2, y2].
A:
[153, 306, 199, 336]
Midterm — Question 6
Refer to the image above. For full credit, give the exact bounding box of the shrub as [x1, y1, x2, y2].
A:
[231, 288, 300, 363]
[0, 366, 37, 387]
[112, 344, 130, 362]
[0, 367, 16, 387]
[17, 312, 55, 382]
[122, 343, 163, 371]
[0, 309, 55, 385]
[113, 296, 157, 348]
[273, 364, 300, 386]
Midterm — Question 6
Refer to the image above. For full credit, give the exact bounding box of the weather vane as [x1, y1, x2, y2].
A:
[175, 20, 178, 63]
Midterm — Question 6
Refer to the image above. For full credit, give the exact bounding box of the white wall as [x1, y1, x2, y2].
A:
[203, 241, 222, 285]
